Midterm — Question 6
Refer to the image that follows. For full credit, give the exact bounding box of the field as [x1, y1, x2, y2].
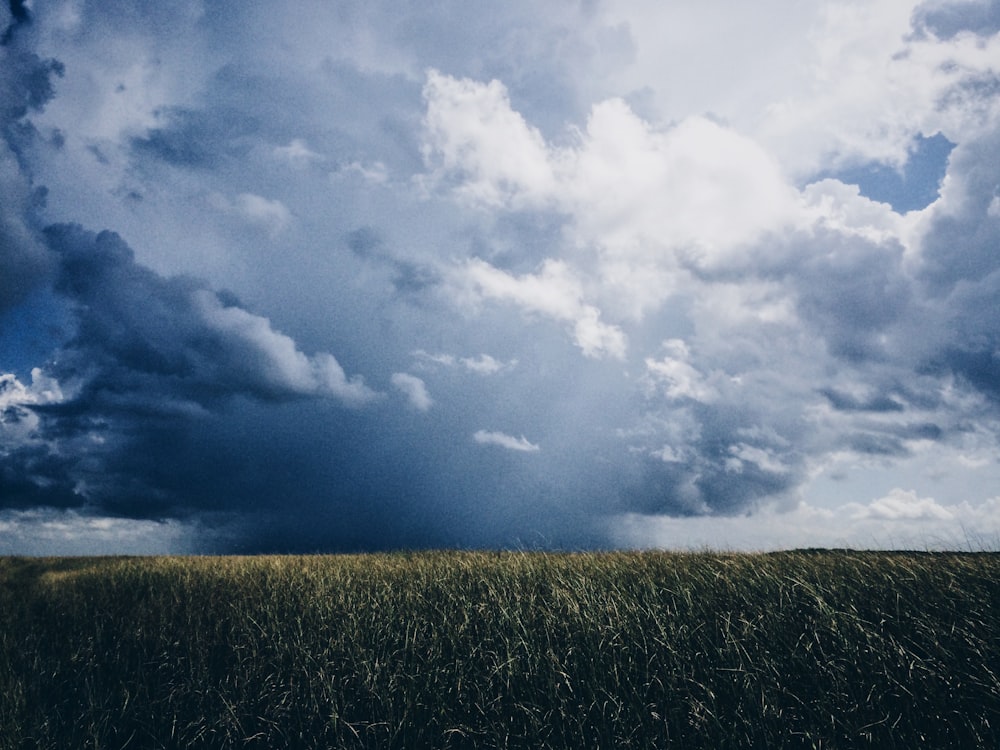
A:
[1, 550, 998, 749]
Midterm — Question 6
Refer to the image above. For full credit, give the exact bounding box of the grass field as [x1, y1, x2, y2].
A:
[1, 550, 998, 749]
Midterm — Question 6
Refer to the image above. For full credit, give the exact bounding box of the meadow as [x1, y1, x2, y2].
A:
[1, 550, 998, 749]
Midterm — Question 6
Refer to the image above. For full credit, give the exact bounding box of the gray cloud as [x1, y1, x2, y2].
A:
[912, 129, 1000, 404]
[132, 106, 255, 170]
[918, 131, 1000, 293]
[913, 0, 1000, 39]
[0, 25, 62, 313]
[45, 224, 376, 408]
[0, 222, 382, 530]
[819, 387, 905, 413]
[792, 231, 913, 363]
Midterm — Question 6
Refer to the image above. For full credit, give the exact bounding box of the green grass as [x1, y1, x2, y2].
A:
[1, 550, 998, 748]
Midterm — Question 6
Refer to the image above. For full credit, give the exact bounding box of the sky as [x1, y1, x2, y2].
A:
[2, 0, 1000, 554]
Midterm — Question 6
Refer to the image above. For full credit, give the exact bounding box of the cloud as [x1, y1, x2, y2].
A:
[0, 368, 63, 444]
[425, 107, 794, 331]
[918, 128, 1000, 290]
[0, 223, 379, 521]
[786, 228, 913, 363]
[562, 105, 801, 266]
[273, 138, 322, 168]
[455, 258, 627, 359]
[423, 72, 803, 274]
[0, 29, 63, 313]
[0, 507, 220, 555]
[914, 1, 1000, 39]
[644, 340, 720, 403]
[459, 353, 515, 375]
[131, 103, 256, 169]
[337, 160, 390, 185]
[421, 70, 556, 208]
[473, 430, 540, 452]
[753, 1, 1000, 177]
[412, 350, 517, 375]
[391, 372, 432, 411]
[209, 192, 292, 235]
[908, 128, 1000, 403]
[194, 291, 376, 405]
[0, 369, 58, 407]
[418, 64, 998, 525]
[44, 224, 376, 408]
[848, 488, 954, 522]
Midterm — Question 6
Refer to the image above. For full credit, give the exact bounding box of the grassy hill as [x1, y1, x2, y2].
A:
[1, 550, 998, 748]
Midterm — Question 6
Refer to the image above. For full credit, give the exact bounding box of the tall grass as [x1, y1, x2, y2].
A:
[1, 550, 998, 748]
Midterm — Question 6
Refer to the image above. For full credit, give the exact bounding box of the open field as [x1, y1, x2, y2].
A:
[1, 550, 998, 749]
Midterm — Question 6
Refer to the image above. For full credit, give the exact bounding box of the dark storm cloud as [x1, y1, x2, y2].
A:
[913, 129, 1000, 405]
[0, 7, 584, 551]
[623, 396, 809, 518]
[2, 0, 30, 44]
[44, 223, 376, 409]
[7, 0, 30, 25]
[0, 45, 61, 126]
[931, 339, 1000, 403]
[630, 454, 799, 518]
[1, 224, 383, 532]
[0, 182, 51, 314]
[0, 25, 62, 313]
[0, 443, 82, 509]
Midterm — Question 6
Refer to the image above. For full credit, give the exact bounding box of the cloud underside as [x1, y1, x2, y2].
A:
[1, 1, 1000, 552]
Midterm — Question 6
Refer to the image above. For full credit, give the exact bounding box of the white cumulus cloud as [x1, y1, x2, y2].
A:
[644, 339, 719, 403]
[274, 138, 323, 168]
[456, 258, 626, 359]
[391, 372, 433, 411]
[0, 369, 65, 447]
[473, 430, 540, 452]
[209, 192, 291, 236]
[848, 488, 955, 522]
[412, 351, 517, 374]
[422, 70, 556, 208]
[194, 290, 377, 406]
